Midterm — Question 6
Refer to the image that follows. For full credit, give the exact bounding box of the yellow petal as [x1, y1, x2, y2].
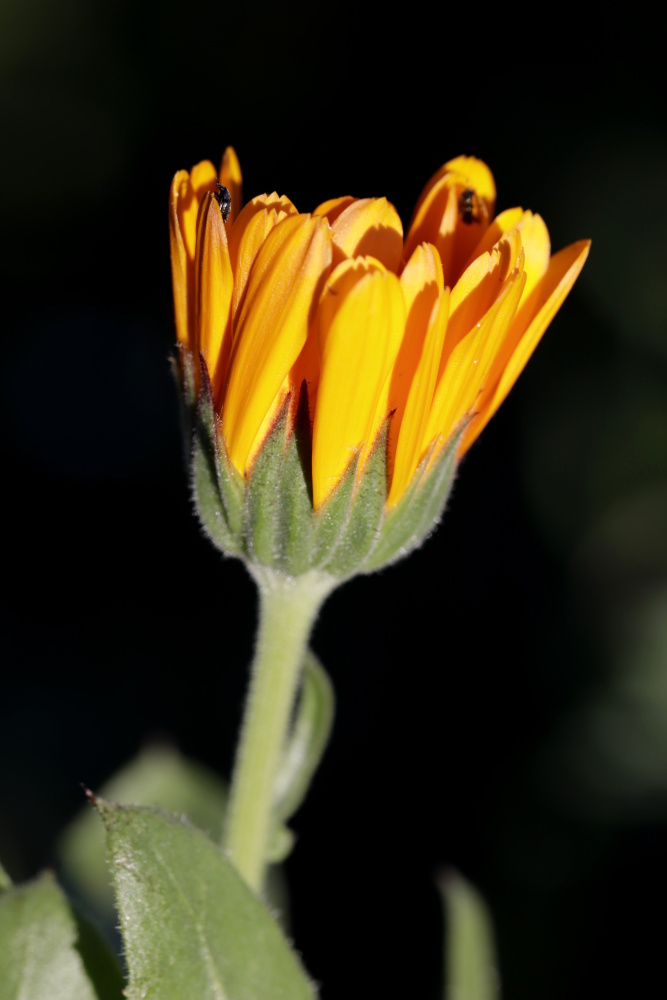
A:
[385, 243, 443, 466]
[388, 286, 450, 506]
[331, 197, 404, 272]
[462, 239, 591, 452]
[227, 193, 298, 324]
[195, 192, 234, 399]
[222, 214, 332, 474]
[512, 213, 551, 305]
[312, 265, 405, 509]
[317, 256, 388, 352]
[219, 146, 243, 227]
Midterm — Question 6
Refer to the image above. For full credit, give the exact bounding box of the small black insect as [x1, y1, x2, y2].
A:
[214, 181, 232, 223]
[458, 188, 482, 225]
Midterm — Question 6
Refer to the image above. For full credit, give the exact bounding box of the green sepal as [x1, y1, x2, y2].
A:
[192, 355, 244, 555]
[325, 419, 389, 578]
[179, 344, 198, 412]
[275, 383, 315, 575]
[310, 454, 359, 568]
[181, 345, 465, 579]
[363, 424, 464, 572]
[171, 348, 197, 470]
[438, 868, 501, 1000]
[98, 799, 315, 1000]
[245, 385, 317, 574]
[0, 871, 124, 1000]
[245, 396, 291, 566]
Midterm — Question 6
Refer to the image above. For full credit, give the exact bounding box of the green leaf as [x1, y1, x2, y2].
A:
[273, 650, 335, 826]
[0, 872, 123, 1000]
[99, 801, 316, 1000]
[265, 825, 296, 865]
[0, 859, 11, 891]
[58, 742, 226, 921]
[438, 868, 501, 1000]
[266, 651, 335, 863]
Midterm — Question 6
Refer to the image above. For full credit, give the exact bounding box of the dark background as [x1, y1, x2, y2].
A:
[2, 3, 667, 997]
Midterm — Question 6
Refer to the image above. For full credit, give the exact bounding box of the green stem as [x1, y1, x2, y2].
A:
[223, 568, 334, 892]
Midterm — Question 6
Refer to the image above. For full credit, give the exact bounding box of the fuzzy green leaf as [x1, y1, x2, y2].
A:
[58, 743, 226, 922]
[0, 872, 123, 1000]
[100, 801, 315, 1000]
[0, 860, 11, 891]
[439, 868, 501, 1000]
[269, 651, 335, 854]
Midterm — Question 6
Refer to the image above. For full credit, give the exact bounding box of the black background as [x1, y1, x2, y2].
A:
[2, 3, 667, 997]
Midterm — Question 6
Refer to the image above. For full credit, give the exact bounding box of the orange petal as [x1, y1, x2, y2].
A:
[461, 239, 591, 452]
[219, 146, 243, 227]
[426, 264, 526, 446]
[412, 156, 497, 220]
[459, 207, 524, 275]
[169, 161, 218, 349]
[181, 161, 218, 261]
[399, 241, 444, 313]
[437, 229, 522, 381]
[169, 171, 191, 348]
[312, 265, 405, 508]
[404, 179, 458, 276]
[405, 156, 497, 285]
[195, 192, 234, 399]
[331, 197, 404, 272]
[222, 214, 332, 474]
[313, 196, 356, 223]
[388, 286, 450, 506]
[227, 193, 298, 324]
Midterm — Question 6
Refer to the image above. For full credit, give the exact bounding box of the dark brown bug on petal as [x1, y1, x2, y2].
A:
[214, 181, 232, 222]
[458, 188, 483, 225]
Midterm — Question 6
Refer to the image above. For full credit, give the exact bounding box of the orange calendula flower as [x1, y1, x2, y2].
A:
[170, 148, 589, 578]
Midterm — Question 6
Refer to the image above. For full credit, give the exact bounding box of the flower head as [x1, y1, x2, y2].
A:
[170, 148, 589, 577]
